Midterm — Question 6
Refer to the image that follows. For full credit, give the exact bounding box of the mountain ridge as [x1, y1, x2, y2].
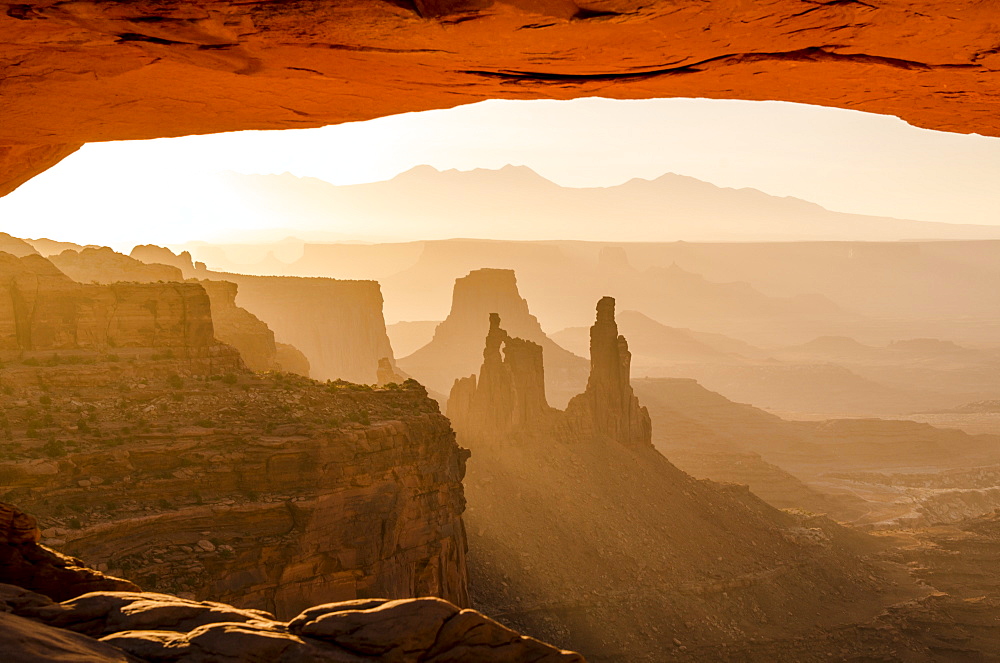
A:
[221, 166, 1000, 242]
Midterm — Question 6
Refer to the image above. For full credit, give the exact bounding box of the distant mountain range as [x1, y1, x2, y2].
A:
[222, 165, 1000, 242]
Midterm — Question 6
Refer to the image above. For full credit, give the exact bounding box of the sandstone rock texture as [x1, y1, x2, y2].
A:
[0, 252, 235, 366]
[3, 0, 1000, 195]
[0, 504, 583, 662]
[0, 503, 139, 601]
[400, 269, 588, 406]
[131, 245, 396, 384]
[0, 363, 469, 619]
[0, 585, 584, 663]
[47, 246, 308, 374]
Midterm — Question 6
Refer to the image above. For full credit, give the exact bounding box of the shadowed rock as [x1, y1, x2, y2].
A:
[402, 269, 587, 407]
[448, 299, 650, 449]
[0, 585, 584, 662]
[447, 313, 559, 441]
[0, 504, 138, 602]
[564, 297, 652, 448]
[0, 503, 584, 661]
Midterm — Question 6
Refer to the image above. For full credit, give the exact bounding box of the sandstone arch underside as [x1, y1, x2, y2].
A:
[2, 0, 999, 195]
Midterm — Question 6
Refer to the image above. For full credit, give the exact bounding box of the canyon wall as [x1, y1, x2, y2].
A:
[0, 251, 226, 362]
[132, 245, 395, 384]
[48, 246, 308, 375]
[0, 362, 470, 618]
[0, 503, 582, 663]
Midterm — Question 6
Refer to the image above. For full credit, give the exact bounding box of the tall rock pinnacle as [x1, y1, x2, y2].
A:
[447, 313, 555, 441]
[566, 297, 653, 448]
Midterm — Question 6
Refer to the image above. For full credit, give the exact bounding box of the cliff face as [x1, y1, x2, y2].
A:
[0, 252, 226, 362]
[195, 279, 287, 374]
[400, 268, 588, 406]
[564, 297, 652, 449]
[131, 245, 396, 384]
[0, 503, 138, 600]
[0, 363, 469, 619]
[46, 246, 306, 375]
[232, 276, 395, 384]
[0, 503, 583, 663]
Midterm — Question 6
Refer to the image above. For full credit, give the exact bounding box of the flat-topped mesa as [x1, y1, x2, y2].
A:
[565, 297, 653, 449]
[399, 268, 588, 405]
[40, 246, 300, 373]
[0, 252, 238, 370]
[447, 313, 554, 441]
[130, 244, 396, 383]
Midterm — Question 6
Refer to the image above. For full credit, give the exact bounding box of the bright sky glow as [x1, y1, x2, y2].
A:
[2, 97, 1000, 250]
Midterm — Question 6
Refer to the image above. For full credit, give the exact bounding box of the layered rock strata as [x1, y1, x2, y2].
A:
[0, 503, 583, 662]
[0, 362, 469, 619]
[47, 246, 307, 375]
[0, 252, 235, 367]
[4, 0, 1000, 195]
[131, 245, 396, 384]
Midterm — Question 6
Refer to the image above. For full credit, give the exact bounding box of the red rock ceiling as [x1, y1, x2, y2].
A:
[2, 0, 999, 195]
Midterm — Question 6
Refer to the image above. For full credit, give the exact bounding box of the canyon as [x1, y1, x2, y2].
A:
[127, 244, 398, 384]
[0, 503, 582, 662]
[0, 249, 471, 621]
[446, 299, 916, 661]
[41, 246, 308, 375]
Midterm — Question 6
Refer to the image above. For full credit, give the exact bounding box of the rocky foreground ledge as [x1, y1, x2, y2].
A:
[0, 503, 584, 662]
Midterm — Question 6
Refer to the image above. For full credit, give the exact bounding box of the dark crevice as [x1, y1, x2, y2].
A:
[287, 66, 324, 75]
[197, 44, 238, 50]
[6, 4, 43, 20]
[324, 43, 451, 54]
[279, 105, 312, 117]
[116, 33, 190, 46]
[572, 7, 623, 20]
[791, 0, 877, 18]
[517, 22, 558, 30]
[462, 46, 978, 84]
[382, 0, 423, 16]
[438, 13, 484, 25]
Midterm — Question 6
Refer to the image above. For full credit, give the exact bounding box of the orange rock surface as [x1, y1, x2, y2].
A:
[3, 0, 1000, 194]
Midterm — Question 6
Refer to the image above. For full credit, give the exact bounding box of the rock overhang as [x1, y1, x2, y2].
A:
[2, 0, 999, 195]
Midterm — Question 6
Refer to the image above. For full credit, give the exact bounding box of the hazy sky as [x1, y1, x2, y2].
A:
[2, 97, 1000, 249]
